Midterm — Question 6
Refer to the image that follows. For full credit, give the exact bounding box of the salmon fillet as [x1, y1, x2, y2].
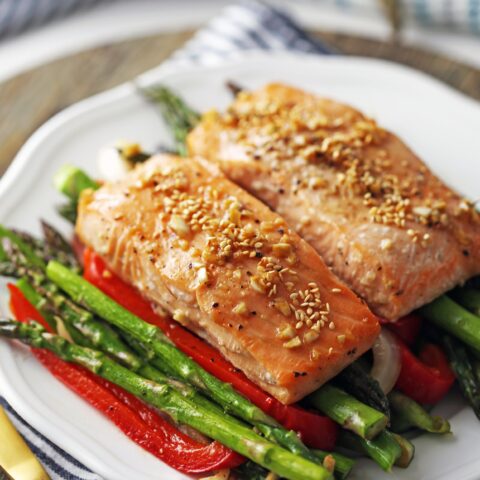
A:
[187, 83, 480, 320]
[75, 155, 379, 404]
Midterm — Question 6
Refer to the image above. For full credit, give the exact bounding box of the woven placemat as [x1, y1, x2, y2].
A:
[1, 30, 479, 176]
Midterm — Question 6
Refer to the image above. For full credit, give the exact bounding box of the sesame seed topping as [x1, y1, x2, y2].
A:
[283, 336, 302, 349]
[232, 302, 248, 315]
[380, 238, 393, 251]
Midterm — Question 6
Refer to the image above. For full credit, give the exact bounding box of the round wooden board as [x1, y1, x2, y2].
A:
[1, 30, 479, 176]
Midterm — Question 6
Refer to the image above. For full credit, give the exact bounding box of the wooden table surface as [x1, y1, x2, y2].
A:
[0, 30, 479, 176]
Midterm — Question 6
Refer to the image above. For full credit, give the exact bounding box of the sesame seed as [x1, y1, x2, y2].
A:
[380, 238, 393, 251]
[232, 301, 248, 315]
[283, 336, 302, 349]
[304, 331, 319, 344]
[277, 324, 296, 340]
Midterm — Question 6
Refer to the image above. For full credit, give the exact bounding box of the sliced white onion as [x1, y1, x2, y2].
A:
[97, 145, 133, 182]
[371, 328, 401, 394]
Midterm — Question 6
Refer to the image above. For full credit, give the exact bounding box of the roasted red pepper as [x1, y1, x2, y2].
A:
[8, 284, 243, 474]
[381, 314, 422, 346]
[84, 248, 338, 450]
[394, 335, 455, 405]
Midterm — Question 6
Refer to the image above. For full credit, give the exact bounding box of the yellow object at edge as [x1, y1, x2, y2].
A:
[0, 405, 49, 480]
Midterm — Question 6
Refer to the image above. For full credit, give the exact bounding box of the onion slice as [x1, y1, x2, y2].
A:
[371, 328, 401, 394]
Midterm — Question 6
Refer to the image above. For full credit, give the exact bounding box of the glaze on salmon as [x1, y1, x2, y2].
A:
[75, 155, 379, 404]
[187, 83, 480, 320]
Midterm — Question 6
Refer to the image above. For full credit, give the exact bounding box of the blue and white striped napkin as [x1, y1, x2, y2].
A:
[0, 2, 331, 479]
[1, 0, 480, 38]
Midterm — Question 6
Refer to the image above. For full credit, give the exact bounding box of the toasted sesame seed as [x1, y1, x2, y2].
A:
[232, 302, 248, 315]
[274, 298, 291, 317]
[197, 267, 209, 285]
[283, 336, 302, 349]
[380, 238, 393, 251]
[173, 309, 187, 323]
[304, 331, 319, 344]
[277, 324, 296, 340]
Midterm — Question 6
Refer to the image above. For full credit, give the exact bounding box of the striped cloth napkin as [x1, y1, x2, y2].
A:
[0, 2, 330, 479]
[1, 0, 480, 38]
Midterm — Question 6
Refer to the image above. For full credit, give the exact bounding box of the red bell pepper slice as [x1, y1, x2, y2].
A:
[394, 334, 455, 405]
[83, 248, 338, 450]
[382, 314, 422, 346]
[8, 284, 243, 474]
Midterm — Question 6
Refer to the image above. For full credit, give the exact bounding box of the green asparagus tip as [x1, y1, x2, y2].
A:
[54, 165, 98, 202]
[389, 391, 450, 434]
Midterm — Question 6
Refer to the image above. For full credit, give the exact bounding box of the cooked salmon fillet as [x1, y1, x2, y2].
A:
[75, 155, 379, 404]
[187, 83, 480, 320]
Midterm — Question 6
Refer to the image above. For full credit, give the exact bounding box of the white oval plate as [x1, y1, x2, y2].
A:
[1, 52, 480, 480]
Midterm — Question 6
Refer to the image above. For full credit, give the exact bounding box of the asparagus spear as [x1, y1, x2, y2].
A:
[54, 165, 99, 226]
[440, 334, 480, 420]
[420, 295, 480, 353]
[0, 226, 45, 268]
[54, 165, 99, 202]
[57, 201, 78, 224]
[0, 239, 6, 262]
[334, 362, 390, 419]
[141, 85, 200, 156]
[308, 385, 388, 440]
[11, 224, 80, 272]
[0, 319, 332, 480]
[40, 220, 81, 271]
[389, 390, 450, 434]
[226, 81, 245, 97]
[0, 262, 20, 278]
[451, 287, 480, 316]
[17, 277, 85, 343]
[338, 430, 401, 472]
[16, 277, 142, 370]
